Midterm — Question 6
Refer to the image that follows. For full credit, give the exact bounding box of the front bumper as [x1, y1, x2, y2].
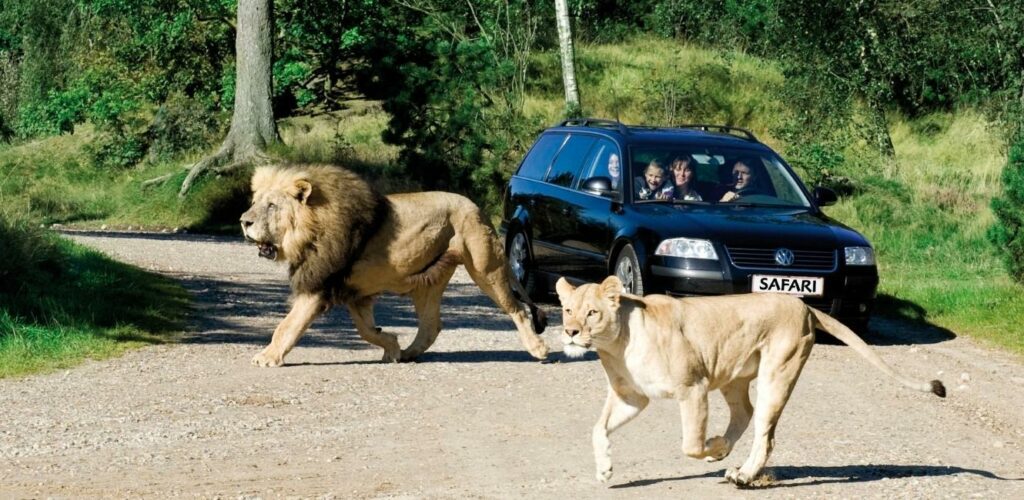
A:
[646, 255, 878, 323]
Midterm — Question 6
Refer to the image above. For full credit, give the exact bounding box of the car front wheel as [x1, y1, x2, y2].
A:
[614, 244, 644, 295]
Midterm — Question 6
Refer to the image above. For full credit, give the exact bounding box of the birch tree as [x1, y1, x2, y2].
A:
[554, 0, 580, 116]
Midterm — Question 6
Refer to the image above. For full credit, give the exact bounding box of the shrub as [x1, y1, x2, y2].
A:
[989, 137, 1024, 282]
[0, 213, 63, 297]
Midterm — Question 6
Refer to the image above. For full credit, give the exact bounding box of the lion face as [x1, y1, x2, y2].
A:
[239, 167, 314, 262]
[555, 276, 623, 359]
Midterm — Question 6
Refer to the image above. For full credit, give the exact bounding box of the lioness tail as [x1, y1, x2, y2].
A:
[809, 308, 946, 398]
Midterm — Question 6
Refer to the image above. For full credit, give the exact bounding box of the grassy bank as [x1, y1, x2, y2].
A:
[0, 216, 188, 378]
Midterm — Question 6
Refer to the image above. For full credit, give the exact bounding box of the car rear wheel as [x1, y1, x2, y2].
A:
[614, 244, 644, 295]
[508, 230, 542, 299]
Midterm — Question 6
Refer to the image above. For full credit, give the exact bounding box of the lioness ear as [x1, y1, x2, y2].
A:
[554, 277, 575, 302]
[600, 275, 623, 309]
[293, 179, 313, 204]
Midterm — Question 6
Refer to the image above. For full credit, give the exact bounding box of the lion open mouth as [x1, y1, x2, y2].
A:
[257, 242, 278, 260]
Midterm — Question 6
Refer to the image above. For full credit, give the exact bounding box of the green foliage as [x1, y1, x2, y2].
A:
[0, 215, 188, 377]
[989, 138, 1024, 282]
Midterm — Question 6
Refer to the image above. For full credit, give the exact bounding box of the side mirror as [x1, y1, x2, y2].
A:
[813, 186, 838, 207]
[581, 176, 618, 198]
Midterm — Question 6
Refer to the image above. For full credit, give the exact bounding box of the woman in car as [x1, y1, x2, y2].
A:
[668, 156, 703, 201]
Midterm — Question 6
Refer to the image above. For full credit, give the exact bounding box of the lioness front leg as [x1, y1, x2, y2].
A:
[252, 293, 327, 367]
[678, 384, 731, 461]
[593, 387, 649, 483]
[347, 297, 401, 363]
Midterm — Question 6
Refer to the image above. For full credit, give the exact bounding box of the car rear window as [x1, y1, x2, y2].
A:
[545, 134, 597, 187]
[516, 133, 566, 180]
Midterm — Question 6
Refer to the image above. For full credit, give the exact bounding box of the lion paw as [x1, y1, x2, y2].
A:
[528, 341, 550, 361]
[725, 467, 753, 487]
[704, 436, 731, 462]
[251, 349, 283, 367]
[381, 349, 401, 363]
[596, 466, 613, 483]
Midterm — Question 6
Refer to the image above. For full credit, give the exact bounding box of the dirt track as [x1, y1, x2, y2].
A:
[1, 231, 1022, 498]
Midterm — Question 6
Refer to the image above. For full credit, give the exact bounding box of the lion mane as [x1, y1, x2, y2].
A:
[241, 163, 550, 365]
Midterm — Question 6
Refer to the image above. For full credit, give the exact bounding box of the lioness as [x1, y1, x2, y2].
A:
[239, 164, 550, 365]
[555, 276, 945, 488]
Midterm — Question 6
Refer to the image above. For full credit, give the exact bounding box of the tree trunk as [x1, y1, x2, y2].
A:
[554, 0, 580, 116]
[179, 0, 277, 197]
[866, 96, 895, 158]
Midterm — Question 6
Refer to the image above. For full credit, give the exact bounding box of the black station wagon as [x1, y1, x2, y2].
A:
[499, 118, 879, 330]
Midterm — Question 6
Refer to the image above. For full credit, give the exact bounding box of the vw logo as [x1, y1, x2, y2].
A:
[774, 248, 795, 266]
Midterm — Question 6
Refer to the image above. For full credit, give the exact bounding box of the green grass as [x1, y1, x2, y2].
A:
[824, 111, 1023, 353]
[0, 218, 188, 378]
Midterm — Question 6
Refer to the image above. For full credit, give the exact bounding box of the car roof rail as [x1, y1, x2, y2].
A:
[676, 123, 758, 142]
[559, 117, 630, 135]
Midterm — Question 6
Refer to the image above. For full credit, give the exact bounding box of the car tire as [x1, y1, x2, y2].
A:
[614, 244, 644, 295]
[507, 230, 543, 300]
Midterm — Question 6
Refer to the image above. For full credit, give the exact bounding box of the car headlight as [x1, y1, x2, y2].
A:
[655, 238, 719, 260]
[845, 246, 875, 266]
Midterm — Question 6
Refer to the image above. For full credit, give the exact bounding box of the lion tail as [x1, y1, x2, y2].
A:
[809, 308, 945, 397]
[506, 262, 547, 335]
[404, 251, 462, 289]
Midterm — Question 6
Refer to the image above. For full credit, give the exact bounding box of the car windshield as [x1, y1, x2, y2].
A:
[628, 145, 811, 207]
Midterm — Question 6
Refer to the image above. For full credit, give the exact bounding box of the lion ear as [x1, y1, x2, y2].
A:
[293, 179, 313, 204]
[554, 277, 575, 303]
[599, 275, 623, 310]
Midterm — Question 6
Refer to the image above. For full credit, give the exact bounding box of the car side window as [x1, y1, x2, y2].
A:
[545, 134, 597, 188]
[516, 133, 566, 181]
[577, 138, 621, 191]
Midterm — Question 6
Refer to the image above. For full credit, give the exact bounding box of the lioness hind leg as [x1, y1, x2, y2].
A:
[727, 335, 813, 487]
[706, 376, 756, 462]
[593, 388, 649, 483]
[347, 297, 401, 363]
[459, 230, 548, 360]
[401, 281, 451, 361]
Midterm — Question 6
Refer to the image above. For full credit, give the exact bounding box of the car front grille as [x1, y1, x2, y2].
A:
[725, 246, 837, 271]
[803, 297, 836, 314]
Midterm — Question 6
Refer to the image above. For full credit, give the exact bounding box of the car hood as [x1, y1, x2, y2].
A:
[631, 203, 869, 249]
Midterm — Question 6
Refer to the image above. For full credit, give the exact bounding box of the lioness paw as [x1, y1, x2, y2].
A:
[704, 436, 731, 462]
[596, 466, 613, 483]
[251, 349, 283, 368]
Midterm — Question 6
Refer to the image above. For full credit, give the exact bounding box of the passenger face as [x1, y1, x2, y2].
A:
[645, 166, 665, 189]
[673, 162, 694, 186]
[608, 154, 620, 178]
[732, 163, 753, 190]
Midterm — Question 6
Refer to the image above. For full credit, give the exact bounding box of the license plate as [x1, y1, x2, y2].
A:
[751, 274, 824, 297]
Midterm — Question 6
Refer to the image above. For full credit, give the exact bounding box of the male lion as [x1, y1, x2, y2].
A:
[239, 164, 549, 365]
[555, 276, 945, 488]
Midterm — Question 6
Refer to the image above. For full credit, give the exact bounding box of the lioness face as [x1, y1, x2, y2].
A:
[240, 167, 313, 262]
[555, 277, 622, 359]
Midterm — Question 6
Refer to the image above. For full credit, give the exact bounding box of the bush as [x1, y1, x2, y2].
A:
[989, 138, 1024, 282]
[0, 213, 63, 298]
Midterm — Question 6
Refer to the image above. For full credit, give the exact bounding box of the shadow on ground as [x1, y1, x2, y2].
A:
[819, 293, 957, 347]
[612, 463, 1020, 489]
[170, 272, 550, 358]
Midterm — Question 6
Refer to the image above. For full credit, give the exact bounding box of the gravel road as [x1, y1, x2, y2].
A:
[1, 231, 1022, 498]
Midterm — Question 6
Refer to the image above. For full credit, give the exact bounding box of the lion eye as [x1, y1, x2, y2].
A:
[564, 308, 571, 315]
[587, 309, 597, 317]
[267, 202, 277, 210]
